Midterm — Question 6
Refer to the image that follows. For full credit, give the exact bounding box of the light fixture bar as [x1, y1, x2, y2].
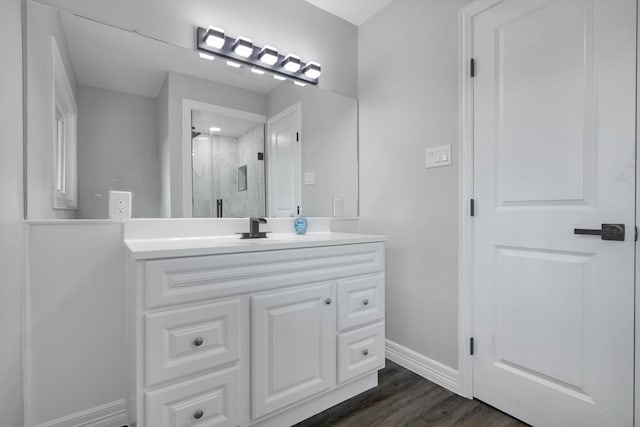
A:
[195, 26, 320, 85]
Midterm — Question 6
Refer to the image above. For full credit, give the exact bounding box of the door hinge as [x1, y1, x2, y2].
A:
[635, 226, 638, 242]
[470, 198, 475, 217]
[470, 337, 475, 355]
[296, 132, 299, 142]
[470, 58, 475, 77]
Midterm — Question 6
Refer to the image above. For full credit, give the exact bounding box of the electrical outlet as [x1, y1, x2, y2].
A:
[108, 190, 132, 219]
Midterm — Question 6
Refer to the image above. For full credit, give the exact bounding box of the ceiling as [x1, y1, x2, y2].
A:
[304, 0, 393, 26]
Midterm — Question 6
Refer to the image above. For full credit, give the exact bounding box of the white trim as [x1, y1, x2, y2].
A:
[457, 0, 507, 400]
[265, 102, 302, 218]
[33, 399, 128, 427]
[50, 36, 78, 211]
[385, 339, 459, 394]
[635, 2, 640, 426]
[22, 222, 33, 427]
[181, 99, 267, 218]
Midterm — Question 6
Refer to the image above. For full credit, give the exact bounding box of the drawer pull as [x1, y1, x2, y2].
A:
[363, 299, 369, 306]
[362, 349, 369, 356]
[193, 409, 204, 419]
[193, 337, 204, 347]
[325, 298, 332, 305]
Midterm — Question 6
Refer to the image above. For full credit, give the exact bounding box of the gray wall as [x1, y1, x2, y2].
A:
[26, 0, 78, 219]
[34, 0, 358, 97]
[0, 0, 24, 424]
[27, 222, 125, 425]
[165, 72, 267, 217]
[157, 77, 171, 218]
[358, 0, 472, 369]
[267, 83, 358, 218]
[77, 85, 161, 218]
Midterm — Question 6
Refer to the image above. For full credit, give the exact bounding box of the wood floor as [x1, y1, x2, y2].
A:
[295, 360, 528, 427]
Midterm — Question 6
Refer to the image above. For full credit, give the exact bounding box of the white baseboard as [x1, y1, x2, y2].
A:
[386, 339, 461, 395]
[34, 399, 128, 427]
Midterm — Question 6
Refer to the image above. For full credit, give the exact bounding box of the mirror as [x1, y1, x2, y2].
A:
[191, 108, 266, 218]
[26, 0, 358, 219]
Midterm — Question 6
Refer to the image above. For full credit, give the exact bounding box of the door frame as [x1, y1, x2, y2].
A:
[458, 0, 503, 400]
[265, 102, 302, 217]
[457, 0, 639, 418]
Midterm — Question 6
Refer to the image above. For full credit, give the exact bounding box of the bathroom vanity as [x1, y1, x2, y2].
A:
[125, 229, 386, 427]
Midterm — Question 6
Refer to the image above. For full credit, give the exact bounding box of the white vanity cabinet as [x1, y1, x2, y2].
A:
[126, 237, 385, 427]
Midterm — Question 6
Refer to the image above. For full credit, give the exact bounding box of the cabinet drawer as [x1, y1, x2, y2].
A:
[144, 243, 384, 309]
[146, 299, 240, 386]
[338, 322, 385, 383]
[337, 274, 385, 331]
[146, 368, 239, 427]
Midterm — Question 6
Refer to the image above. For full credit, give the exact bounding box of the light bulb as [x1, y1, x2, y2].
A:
[204, 26, 225, 49]
[233, 37, 253, 58]
[282, 54, 301, 73]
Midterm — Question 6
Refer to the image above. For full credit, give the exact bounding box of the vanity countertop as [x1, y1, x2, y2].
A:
[124, 232, 387, 260]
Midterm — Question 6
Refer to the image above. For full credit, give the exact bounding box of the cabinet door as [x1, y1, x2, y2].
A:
[251, 282, 335, 419]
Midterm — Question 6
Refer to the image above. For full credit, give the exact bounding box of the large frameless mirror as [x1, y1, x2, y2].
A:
[25, 0, 359, 219]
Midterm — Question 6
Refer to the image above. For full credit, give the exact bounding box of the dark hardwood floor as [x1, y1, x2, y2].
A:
[295, 360, 528, 427]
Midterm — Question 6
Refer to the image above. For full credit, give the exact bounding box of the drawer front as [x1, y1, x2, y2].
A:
[337, 273, 385, 331]
[146, 368, 239, 427]
[338, 322, 385, 383]
[144, 242, 384, 309]
[146, 299, 240, 385]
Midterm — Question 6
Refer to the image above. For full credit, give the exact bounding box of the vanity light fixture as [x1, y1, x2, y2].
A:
[196, 26, 321, 85]
[210, 127, 221, 132]
[259, 46, 278, 65]
[282, 54, 301, 73]
[204, 26, 226, 49]
[198, 52, 215, 61]
[303, 61, 321, 79]
[233, 37, 254, 58]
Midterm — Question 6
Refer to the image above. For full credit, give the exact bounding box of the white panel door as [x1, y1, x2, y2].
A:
[267, 104, 301, 217]
[472, 1, 636, 426]
[251, 282, 336, 419]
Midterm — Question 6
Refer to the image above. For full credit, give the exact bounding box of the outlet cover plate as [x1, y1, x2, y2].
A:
[108, 190, 132, 219]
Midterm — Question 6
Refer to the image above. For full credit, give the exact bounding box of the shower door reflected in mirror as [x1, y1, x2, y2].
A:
[191, 108, 266, 218]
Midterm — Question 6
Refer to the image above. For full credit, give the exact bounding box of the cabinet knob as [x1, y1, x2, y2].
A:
[193, 409, 204, 419]
[362, 349, 369, 356]
[363, 299, 369, 306]
[193, 337, 204, 347]
[324, 298, 332, 305]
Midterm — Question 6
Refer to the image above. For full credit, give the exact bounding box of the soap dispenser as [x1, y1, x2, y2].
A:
[294, 205, 308, 235]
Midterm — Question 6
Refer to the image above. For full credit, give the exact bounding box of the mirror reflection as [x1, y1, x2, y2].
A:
[26, 1, 358, 219]
[191, 109, 266, 218]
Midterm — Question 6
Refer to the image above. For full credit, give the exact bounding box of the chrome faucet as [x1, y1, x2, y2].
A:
[239, 217, 268, 239]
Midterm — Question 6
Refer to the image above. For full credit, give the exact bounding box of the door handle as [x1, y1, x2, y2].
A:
[574, 224, 625, 241]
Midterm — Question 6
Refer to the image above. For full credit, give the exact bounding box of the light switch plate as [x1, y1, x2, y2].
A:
[333, 197, 344, 218]
[108, 190, 132, 219]
[426, 145, 452, 169]
[304, 171, 316, 185]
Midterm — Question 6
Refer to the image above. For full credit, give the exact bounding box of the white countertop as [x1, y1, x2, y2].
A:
[124, 232, 387, 260]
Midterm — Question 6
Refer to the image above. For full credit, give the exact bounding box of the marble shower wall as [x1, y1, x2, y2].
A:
[235, 124, 266, 217]
[192, 125, 265, 218]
